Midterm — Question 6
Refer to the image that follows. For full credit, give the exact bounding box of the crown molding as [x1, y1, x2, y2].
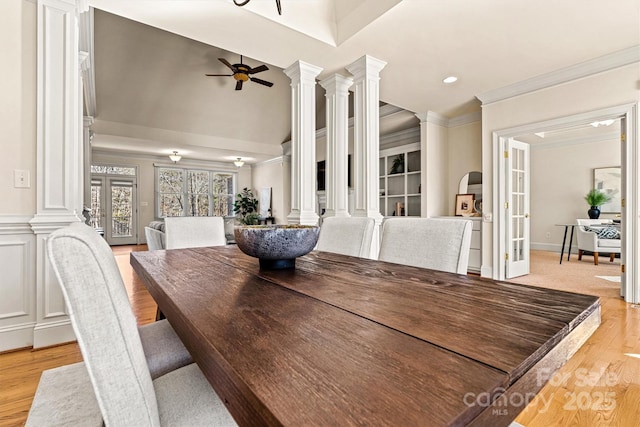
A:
[379, 127, 420, 147]
[311, 103, 406, 140]
[254, 156, 284, 168]
[447, 111, 482, 127]
[94, 148, 239, 170]
[477, 45, 640, 105]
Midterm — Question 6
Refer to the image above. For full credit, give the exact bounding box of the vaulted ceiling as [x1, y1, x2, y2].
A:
[88, 0, 640, 164]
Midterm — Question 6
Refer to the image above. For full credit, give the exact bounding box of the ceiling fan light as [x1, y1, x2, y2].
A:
[169, 151, 182, 162]
[234, 157, 245, 167]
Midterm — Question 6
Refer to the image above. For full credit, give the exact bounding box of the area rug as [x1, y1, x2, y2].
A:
[595, 275, 621, 283]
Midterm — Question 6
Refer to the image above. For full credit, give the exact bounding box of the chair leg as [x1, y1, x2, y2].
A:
[578, 249, 583, 261]
[594, 252, 599, 265]
[610, 253, 615, 262]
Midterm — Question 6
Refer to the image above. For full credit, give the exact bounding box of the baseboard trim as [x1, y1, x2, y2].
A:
[0, 322, 36, 352]
[531, 242, 578, 254]
[480, 265, 493, 279]
[33, 319, 75, 349]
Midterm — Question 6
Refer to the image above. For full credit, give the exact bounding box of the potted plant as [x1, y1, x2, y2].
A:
[389, 154, 404, 174]
[584, 189, 611, 219]
[233, 187, 260, 225]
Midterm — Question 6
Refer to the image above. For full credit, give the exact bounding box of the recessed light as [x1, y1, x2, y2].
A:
[443, 76, 458, 84]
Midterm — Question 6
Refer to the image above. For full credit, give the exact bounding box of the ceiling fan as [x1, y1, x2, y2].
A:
[206, 55, 274, 91]
[233, 0, 281, 15]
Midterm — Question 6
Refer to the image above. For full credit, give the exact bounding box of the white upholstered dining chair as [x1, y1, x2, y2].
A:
[45, 222, 236, 426]
[576, 218, 621, 265]
[164, 216, 227, 249]
[378, 218, 473, 274]
[145, 226, 165, 251]
[316, 216, 375, 258]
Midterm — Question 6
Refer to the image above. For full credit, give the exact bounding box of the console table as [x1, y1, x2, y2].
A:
[555, 223, 578, 264]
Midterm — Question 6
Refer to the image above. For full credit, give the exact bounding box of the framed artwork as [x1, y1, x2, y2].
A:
[259, 187, 272, 218]
[594, 167, 621, 213]
[455, 194, 475, 216]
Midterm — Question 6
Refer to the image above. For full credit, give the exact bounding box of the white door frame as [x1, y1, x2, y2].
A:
[492, 103, 639, 303]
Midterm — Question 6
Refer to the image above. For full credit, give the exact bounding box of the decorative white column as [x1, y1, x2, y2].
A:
[83, 116, 94, 221]
[29, 0, 87, 348]
[345, 55, 386, 258]
[283, 60, 323, 225]
[319, 74, 353, 218]
[416, 111, 448, 218]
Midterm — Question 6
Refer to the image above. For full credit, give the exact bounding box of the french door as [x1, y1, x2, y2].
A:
[505, 138, 530, 278]
[91, 176, 138, 245]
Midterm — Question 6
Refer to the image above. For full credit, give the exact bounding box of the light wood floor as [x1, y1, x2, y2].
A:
[0, 248, 638, 426]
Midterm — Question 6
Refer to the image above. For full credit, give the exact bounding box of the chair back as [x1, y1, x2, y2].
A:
[316, 217, 375, 258]
[145, 226, 165, 251]
[379, 218, 472, 274]
[164, 216, 226, 249]
[47, 222, 160, 426]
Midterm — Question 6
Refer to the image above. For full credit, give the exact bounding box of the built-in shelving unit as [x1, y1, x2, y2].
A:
[379, 143, 421, 217]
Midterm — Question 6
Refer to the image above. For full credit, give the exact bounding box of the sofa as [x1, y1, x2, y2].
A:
[144, 218, 236, 249]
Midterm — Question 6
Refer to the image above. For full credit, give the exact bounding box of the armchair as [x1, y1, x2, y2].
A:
[576, 219, 621, 265]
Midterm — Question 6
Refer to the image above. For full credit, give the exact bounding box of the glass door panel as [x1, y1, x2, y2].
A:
[506, 139, 530, 278]
[106, 178, 137, 245]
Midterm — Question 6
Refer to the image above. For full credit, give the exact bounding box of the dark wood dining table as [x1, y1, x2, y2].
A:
[131, 246, 600, 427]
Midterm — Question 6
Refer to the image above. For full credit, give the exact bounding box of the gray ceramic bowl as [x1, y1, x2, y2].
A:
[234, 225, 320, 269]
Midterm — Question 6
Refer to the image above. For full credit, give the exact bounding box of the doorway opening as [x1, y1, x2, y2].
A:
[90, 165, 139, 246]
[492, 104, 638, 303]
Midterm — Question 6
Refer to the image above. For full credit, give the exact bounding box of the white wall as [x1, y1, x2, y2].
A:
[530, 138, 620, 252]
[252, 159, 286, 224]
[447, 121, 482, 215]
[1, 0, 36, 215]
[481, 63, 639, 277]
[0, 0, 38, 352]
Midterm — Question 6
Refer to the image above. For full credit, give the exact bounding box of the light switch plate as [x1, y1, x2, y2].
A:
[14, 170, 30, 188]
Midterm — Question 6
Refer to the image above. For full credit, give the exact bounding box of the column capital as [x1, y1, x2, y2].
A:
[319, 73, 353, 94]
[415, 111, 448, 127]
[283, 60, 323, 84]
[346, 55, 387, 82]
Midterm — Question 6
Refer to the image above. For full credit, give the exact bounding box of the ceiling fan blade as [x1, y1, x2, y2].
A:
[250, 77, 274, 87]
[235, 80, 243, 91]
[248, 64, 269, 74]
[218, 58, 236, 71]
[205, 74, 233, 77]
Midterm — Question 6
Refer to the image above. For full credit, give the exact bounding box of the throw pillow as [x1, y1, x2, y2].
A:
[584, 225, 620, 239]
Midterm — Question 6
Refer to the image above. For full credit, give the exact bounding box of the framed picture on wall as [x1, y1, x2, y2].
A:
[455, 194, 475, 216]
[594, 167, 621, 213]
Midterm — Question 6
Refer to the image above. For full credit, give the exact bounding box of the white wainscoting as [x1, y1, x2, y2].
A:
[0, 216, 36, 351]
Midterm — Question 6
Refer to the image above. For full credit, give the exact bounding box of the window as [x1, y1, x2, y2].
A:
[156, 167, 235, 218]
[91, 165, 136, 175]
